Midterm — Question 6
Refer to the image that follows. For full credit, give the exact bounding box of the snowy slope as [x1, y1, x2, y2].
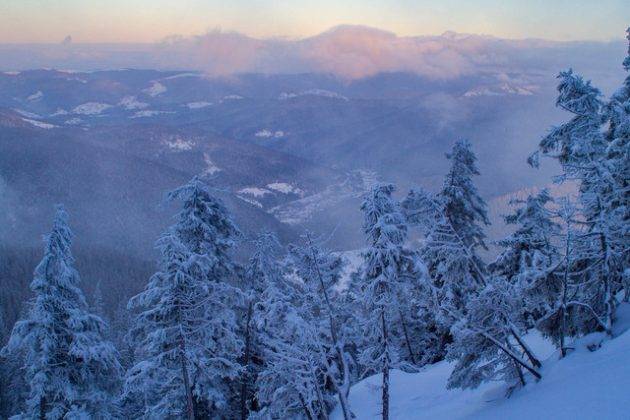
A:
[333, 303, 630, 419]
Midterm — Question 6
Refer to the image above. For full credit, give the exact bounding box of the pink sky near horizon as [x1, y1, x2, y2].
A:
[0, 0, 628, 44]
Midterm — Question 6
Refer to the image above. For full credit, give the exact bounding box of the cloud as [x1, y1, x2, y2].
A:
[0, 25, 625, 81]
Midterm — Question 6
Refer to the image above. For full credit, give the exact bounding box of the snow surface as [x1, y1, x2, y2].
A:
[463, 83, 535, 98]
[163, 138, 195, 151]
[221, 94, 243, 101]
[239, 187, 272, 198]
[279, 89, 349, 101]
[237, 196, 263, 208]
[334, 249, 364, 292]
[255, 129, 285, 138]
[72, 102, 112, 115]
[119, 96, 149, 110]
[131, 110, 174, 118]
[161, 72, 200, 80]
[27, 91, 43, 101]
[332, 303, 630, 420]
[13, 109, 42, 119]
[266, 182, 304, 196]
[50, 108, 69, 116]
[186, 101, 213, 109]
[22, 118, 56, 129]
[202, 152, 221, 175]
[143, 81, 167, 97]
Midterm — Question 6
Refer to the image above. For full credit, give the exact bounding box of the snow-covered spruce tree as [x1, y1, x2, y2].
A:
[530, 64, 628, 337]
[239, 231, 285, 419]
[359, 184, 426, 420]
[123, 178, 243, 419]
[110, 300, 135, 372]
[404, 188, 543, 382]
[489, 189, 562, 325]
[403, 188, 486, 363]
[403, 140, 489, 361]
[0, 206, 121, 419]
[287, 233, 354, 419]
[603, 28, 630, 300]
[446, 277, 542, 392]
[253, 263, 333, 419]
[532, 199, 618, 357]
[439, 139, 490, 265]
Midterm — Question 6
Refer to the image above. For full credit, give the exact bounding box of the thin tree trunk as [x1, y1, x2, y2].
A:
[399, 309, 417, 364]
[509, 327, 541, 368]
[39, 396, 46, 420]
[599, 231, 614, 336]
[481, 332, 541, 380]
[298, 394, 315, 420]
[175, 293, 195, 420]
[306, 234, 353, 419]
[307, 358, 329, 420]
[178, 336, 195, 420]
[381, 310, 390, 420]
[560, 229, 571, 359]
[240, 299, 254, 420]
[506, 339, 526, 388]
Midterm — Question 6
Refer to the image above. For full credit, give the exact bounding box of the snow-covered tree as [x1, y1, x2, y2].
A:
[288, 233, 354, 419]
[1, 206, 121, 419]
[92, 279, 105, 320]
[253, 263, 333, 419]
[439, 139, 490, 257]
[489, 190, 562, 324]
[404, 188, 542, 385]
[532, 199, 618, 356]
[529, 58, 629, 340]
[447, 278, 541, 392]
[123, 178, 243, 419]
[239, 231, 285, 419]
[358, 184, 426, 420]
[403, 187, 486, 359]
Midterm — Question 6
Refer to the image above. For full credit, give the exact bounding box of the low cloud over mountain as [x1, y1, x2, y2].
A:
[0, 25, 626, 83]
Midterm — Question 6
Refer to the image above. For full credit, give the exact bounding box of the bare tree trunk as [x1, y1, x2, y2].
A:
[175, 293, 195, 420]
[178, 335, 195, 420]
[560, 227, 572, 359]
[39, 396, 46, 420]
[381, 310, 390, 420]
[481, 332, 541, 380]
[509, 327, 541, 368]
[308, 359, 329, 420]
[240, 299, 254, 420]
[506, 339, 526, 388]
[298, 394, 315, 420]
[599, 231, 614, 336]
[399, 309, 417, 365]
[306, 234, 353, 419]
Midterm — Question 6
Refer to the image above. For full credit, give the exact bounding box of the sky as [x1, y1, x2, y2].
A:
[0, 0, 628, 43]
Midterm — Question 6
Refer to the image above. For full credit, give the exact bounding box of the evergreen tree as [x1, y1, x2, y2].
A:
[489, 190, 562, 325]
[530, 59, 629, 339]
[240, 232, 285, 419]
[358, 184, 426, 420]
[403, 187, 486, 360]
[253, 260, 333, 419]
[288, 234, 354, 419]
[447, 278, 541, 392]
[1, 206, 121, 419]
[440, 139, 490, 257]
[123, 178, 243, 419]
